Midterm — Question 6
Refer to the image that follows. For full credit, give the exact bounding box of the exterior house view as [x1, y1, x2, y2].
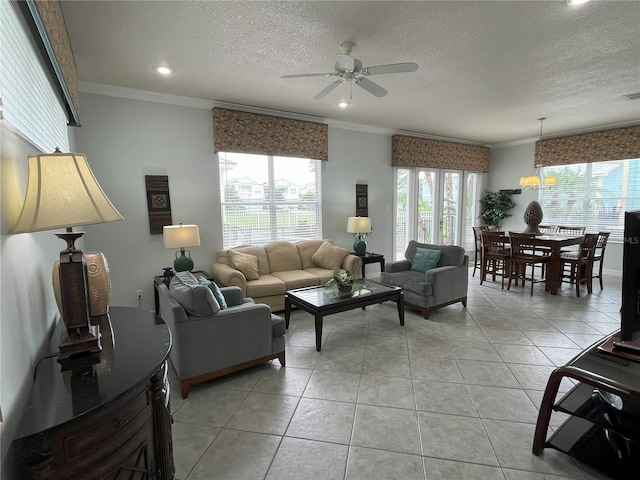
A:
[1, 1, 639, 479]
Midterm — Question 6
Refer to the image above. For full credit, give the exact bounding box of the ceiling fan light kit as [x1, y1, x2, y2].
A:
[282, 42, 418, 104]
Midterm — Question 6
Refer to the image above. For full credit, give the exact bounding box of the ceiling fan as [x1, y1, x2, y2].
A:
[281, 42, 418, 101]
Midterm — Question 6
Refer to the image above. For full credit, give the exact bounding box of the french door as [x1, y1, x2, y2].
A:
[394, 168, 481, 260]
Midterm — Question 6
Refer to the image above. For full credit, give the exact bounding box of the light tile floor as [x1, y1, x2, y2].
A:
[169, 270, 623, 480]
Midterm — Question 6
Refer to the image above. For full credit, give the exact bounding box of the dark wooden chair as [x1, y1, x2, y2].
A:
[592, 231, 611, 289]
[538, 224, 558, 234]
[508, 232, 550, 296]
[480, 230, 511, 289]
[558, 225, 586, 235]
[472, 226, 487, 277]
[560, 233, 599, 297]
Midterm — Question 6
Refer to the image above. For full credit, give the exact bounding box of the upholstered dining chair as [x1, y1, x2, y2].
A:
[508, 232, 550, 295]
[560, 233, 599, 297]
[480, 230, 511, 289]
[592, 231, 611, 289]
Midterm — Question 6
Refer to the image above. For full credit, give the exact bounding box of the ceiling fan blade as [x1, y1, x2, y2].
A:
[355, 77, 387, 97]
[361, 62, 419, 76]
[281, 72, 334, 78]
[313, 80, 342, 100]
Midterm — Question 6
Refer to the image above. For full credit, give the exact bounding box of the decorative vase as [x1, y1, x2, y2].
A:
[523, 201, 544, 234]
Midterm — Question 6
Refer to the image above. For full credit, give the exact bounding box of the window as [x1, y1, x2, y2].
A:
[219, 152, 322, 248]
[0, 1, 69, 152]
[540, 159, 640, 242]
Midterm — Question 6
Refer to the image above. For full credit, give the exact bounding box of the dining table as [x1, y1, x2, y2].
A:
[528, 233, 584, 295]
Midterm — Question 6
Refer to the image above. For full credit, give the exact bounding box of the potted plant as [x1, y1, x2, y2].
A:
[479, 190, 515, 226]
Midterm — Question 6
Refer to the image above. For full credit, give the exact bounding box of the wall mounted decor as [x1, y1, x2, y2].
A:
[145, 175, 173, 234]
[356, 184, 368, 217]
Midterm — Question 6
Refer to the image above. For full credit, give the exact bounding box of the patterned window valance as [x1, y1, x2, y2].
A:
[20, 0, 80, 126]
[535, 125, 640, 167]
[213, 108, 328, 161]
[392, 135, 490, 172]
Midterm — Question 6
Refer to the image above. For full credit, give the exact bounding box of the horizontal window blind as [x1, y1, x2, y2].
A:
[0, 1, 68, 152]
[219, 152, 322, 248]
[540, 159, 640, 242]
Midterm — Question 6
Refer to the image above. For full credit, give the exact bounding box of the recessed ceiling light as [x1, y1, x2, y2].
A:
[567, 0, 590, 6]
[338, 101, 350, 109]
[154, 65, 173, 75]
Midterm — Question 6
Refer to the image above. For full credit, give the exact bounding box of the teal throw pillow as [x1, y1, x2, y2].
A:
[411, 248, 442, 273]
[199, 277, 228, 310]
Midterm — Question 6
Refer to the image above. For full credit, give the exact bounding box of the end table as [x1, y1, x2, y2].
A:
[352, 252, 385, 278]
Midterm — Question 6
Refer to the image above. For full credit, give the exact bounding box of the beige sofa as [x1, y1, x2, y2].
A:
[212, 240, 363, 311]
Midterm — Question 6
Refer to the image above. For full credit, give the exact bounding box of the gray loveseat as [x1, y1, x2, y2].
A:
[157, 271, 285, 398]
[380, 241, 469, 319]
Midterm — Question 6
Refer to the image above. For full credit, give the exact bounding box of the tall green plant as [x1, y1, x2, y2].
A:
[479, 190, 515, 226]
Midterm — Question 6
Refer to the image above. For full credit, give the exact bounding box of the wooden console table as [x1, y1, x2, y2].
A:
[12, 307, 174, 479]
[533, 331, 640, 478]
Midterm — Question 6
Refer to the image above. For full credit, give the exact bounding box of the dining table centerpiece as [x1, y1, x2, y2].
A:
[326, 267, 356, 293]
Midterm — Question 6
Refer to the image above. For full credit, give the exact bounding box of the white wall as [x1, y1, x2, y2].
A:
[0, 126, 64, 474]
[489, 143, 623, 271]
[76, 93, 398, 312]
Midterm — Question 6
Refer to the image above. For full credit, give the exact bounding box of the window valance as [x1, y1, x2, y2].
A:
[392, 135, 490, 172]
[20, 0, 80, 126]
[213, 108, 328, 161]
[535, 125, 640, 167]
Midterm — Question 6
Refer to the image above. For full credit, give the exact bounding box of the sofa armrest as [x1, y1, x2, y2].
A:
[221, 286, 244, 307]
[425, 264, 468, 305]
[385, 259, 412, 273]
[212, 262, 247, 293]
[342, 254, 363, 277]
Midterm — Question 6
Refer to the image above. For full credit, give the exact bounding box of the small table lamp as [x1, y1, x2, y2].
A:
[347, 216, 372, 255]
[163, 224, 200, 272]
[11, 149, 123, 361]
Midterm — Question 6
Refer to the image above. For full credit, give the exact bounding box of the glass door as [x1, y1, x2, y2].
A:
[394, 168, 479, 260]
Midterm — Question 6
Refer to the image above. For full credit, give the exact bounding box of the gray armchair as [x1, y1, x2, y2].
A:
[157, 272, 285, 398]
[380, 241, 469, 319]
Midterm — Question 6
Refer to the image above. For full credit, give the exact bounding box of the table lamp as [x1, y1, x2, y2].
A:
[347, 216, 372, 255]
[11, 149, 123, 360]
[163, 224, 200, 272]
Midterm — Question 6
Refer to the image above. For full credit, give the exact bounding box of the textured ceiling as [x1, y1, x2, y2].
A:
[60, 0, 640, 145]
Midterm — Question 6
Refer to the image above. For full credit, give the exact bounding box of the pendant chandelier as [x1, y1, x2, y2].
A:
[520, 117, 556, 190]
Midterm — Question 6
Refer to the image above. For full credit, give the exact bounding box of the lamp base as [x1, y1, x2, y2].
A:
[353, 238, 367, 255]
[58, 325, 102, 361]
[174, 248, 194, 272]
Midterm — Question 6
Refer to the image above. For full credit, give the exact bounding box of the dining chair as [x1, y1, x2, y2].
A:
[538, 225, 558, 234]
[560, 233, 599, 297]
[480, 230, 511, 289]
[472, 226, 487, 277]
[592, 231, 611, 290]
[558, 225, 587, 235]
[508, 232, 550, 295]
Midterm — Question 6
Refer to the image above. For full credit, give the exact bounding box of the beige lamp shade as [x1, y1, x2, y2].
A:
[163, 224, 201, 248]
[11, 150, 124, 233]
[347, 217, 372, 234]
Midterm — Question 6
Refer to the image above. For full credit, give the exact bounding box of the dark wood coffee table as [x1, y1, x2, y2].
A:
[284, 280, 404, 351]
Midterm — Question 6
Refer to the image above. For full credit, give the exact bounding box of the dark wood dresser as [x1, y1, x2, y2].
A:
[12, 306, 174, 479]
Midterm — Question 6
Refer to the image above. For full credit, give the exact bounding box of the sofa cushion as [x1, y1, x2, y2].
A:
[381, 270, 433, 296]
[271, 270, 320, 290]
[311, 241, 349, 270]
[170, 272, 220, 317]
[411, 247, 442, 273]
[228, 250, 260, 280]
[296, 239, 329, 269]
[245, 274, 287, 298]
[266, 241, 302, 272]
[198, 277, 228, 310]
